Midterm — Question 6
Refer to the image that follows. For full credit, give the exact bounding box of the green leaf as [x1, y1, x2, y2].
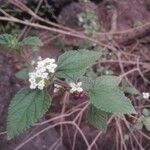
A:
[0, 34, 14, 45]
[0, 34, 18, 49]
[15, 68, 29, 80]
[87, 104, 109, 131]
[143, 117, 150, 131]
[80, 76, 95, 91]
[86, 69, 98, 79]
[7, 88, 51, 139]
[20, 36, 43, 51]
[123, 87, 139, 95]
[142, 108, 150, 117]
[56, 50, 101, 81]
[89, 76, 136, 114]
[134, 121, 143, 130]
[122, 81, 139, 95]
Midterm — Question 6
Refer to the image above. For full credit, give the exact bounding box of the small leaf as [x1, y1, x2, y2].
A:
[20, 36, 43, 51]
[133, 115, 145, 130]
[143, 117, 150, 131]
[123, 87, 139, 95]
[87, 104, 109, 131]
[134, 121, 143, 130]
[7, 88, 51, 139]
[0, 34, 14, 45]
[136, 95, 143, 101]
[0, 34, 18, 49]
[142, 108, 150, 117]
[89, 76, 136, 114]
[56, 50, 101, 81]
[15, 68, 29, 79]
[122, 81, 139, 95]
[80, 76, 95, 91]
[86, 69, 97, 79]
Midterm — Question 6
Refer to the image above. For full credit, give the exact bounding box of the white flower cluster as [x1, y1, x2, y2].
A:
[69, 82, 83, 93]
[29, 57, 57, 90]
[142, 92, 150, 99]
[53, 83, 62, 93]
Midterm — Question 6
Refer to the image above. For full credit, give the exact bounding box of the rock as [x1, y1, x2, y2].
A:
[58, 2, 97, 28]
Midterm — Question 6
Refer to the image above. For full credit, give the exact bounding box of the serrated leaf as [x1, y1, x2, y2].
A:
[15, 68, 29, 79]
[87, 104, 109, 131]
[86, 69, 98, 79]
[80, 76, 95, 91]
[7, 88, 51, 139]
[56, 50, 101, 81]
[89, 76, 136, 114]
[20, 36, 43, 51]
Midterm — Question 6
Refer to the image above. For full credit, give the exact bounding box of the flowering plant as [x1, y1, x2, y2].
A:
[0, 34, 136, 139]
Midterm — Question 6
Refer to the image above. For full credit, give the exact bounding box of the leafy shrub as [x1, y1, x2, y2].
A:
[0, 34, 136, 139]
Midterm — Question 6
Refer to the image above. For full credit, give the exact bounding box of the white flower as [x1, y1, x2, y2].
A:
[54, 84, 62, 88]
[143, 92, 150, 99]
[36, 79, 45, 90]
[46, 63, 57, 73]
[35, 70, 48, 79]
[36, 70, 43, 77]
[37, 56, 42, 61]
[36, 58, 57, 73]
[29, 77, 36, 83]
[53, 88, 59, 93]
[29, 57, 57, 90]
[31, 60, 36, 65]
[105, 70, 109, 75]
[42, 72, 49, 79]
[29, 72, 36, 78]
[30, 83, 37, 89]
[69, 82, 83, 93]
[37, 61, 45, 68]
[53, 84, 62, 93]
[35, 66, 46, 72]
[78, 16, 84, 23]
[44, 58, 55, 63]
